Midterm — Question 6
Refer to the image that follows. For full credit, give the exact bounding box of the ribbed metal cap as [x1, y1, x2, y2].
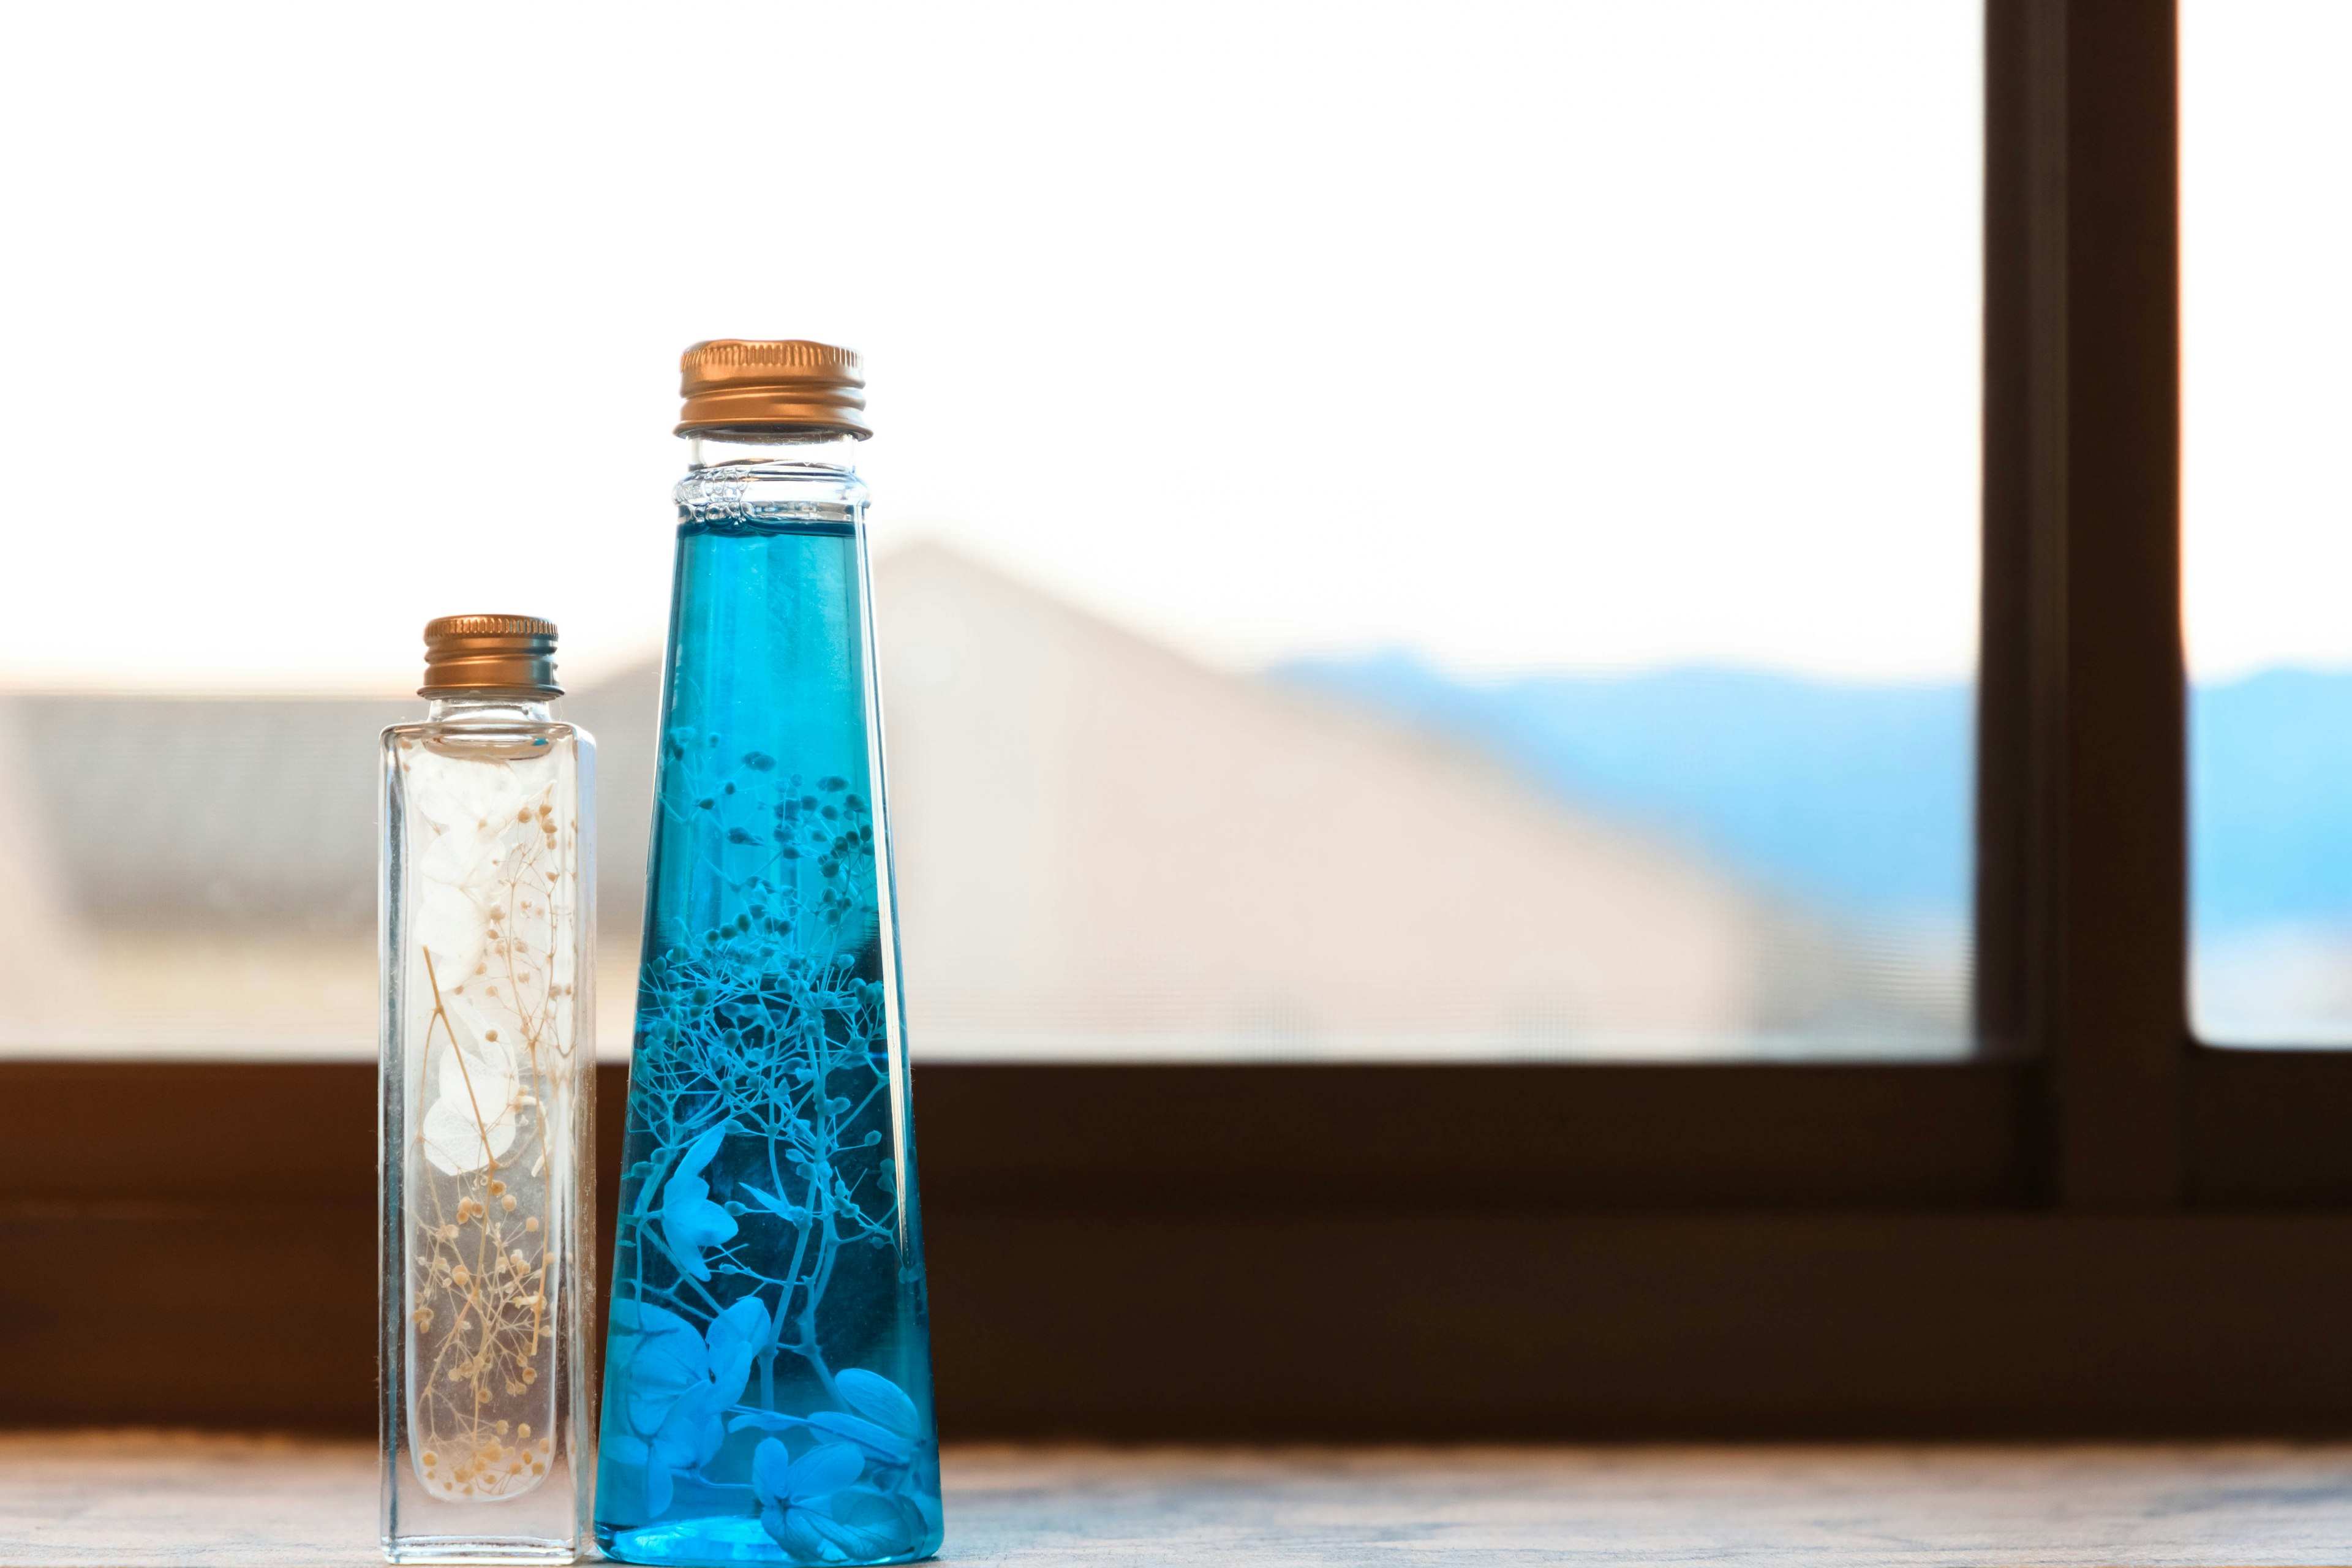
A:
[676, 339, 870, 438]
[421, 614, 560, 698]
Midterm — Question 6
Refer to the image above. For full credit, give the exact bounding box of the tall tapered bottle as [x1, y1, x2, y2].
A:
[597, 341, 943, 1567]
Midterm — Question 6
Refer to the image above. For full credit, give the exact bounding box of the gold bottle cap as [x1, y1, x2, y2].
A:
[420, 614, 562, 698]
[676, 339, 870, 439]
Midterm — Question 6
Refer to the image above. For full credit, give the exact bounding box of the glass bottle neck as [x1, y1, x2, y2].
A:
[677, 428, 869, 526]
[425, 695, 556, 723]
[686, 429, 863, 473]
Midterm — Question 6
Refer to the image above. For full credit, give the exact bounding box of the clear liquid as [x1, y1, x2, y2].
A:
[596, 517, 941, 1567]
[381, 713, 594, 1559]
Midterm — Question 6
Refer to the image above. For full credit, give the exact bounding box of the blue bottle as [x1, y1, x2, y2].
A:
[597, 341, 941, 1567]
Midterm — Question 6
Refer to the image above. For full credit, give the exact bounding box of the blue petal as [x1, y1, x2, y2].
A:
[835, 1368, 922, 1438]
[596, 1433, 654, 1523]
[662, 1178, 739, 1249]
[806, 1411, 916, 1466]
[782, 1440, 864, 1501]
[706, 1294, 770, 1358]
[686, 1200, 739, 1248]
[775, 1506, 827, 1558]
[649, 1381, 727, 1471]
[702, 1297, 767, 1405]
[610, 1298, 695, 1349]
[751, 1437, 792, 1505]
[645, 1460, 674, 1518]
[815, 1487, 927, 1556]
[707, 1339, 756, 1408]
[617, 1305, 709, 1436]
[608, 1299, 655, 1336]
[626, 1300, 703, 1359]
[658, 1177, 739, 1281]
[674, 1123, 729, 1182]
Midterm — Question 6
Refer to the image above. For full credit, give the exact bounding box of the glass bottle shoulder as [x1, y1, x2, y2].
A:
[381, 718, 591, 763]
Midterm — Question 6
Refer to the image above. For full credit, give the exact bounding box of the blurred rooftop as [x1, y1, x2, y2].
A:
[0, 545, 1962, 1060]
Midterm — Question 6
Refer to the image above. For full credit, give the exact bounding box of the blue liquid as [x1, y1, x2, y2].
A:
[597, 518, 941, 1567]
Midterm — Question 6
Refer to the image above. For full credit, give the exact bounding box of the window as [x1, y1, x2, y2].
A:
[2181, 0, 2352, 1046]
[0, 2, 1982, 1063]
[18, 1, 2352, 1442]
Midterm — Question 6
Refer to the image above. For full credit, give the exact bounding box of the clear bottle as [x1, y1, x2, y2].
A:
[595, 342, 943, 1567]
[382, 616, 597, 1564]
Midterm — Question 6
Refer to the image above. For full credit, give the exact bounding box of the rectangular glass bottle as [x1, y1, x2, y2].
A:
[381, 616, 596, 1564]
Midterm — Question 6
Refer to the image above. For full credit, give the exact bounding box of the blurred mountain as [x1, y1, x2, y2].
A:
[1284, 655, 2352, 943]
[2190, 670, 2352, 931]
[1280, 654, 1972, 921]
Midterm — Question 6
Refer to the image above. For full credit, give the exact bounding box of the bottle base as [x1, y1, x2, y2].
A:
[383, 1536, 578, 1566]
[598, 1515, 938, 1567]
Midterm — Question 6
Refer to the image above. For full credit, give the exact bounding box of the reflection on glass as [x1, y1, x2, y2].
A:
[2184, 1, 2352, 1046]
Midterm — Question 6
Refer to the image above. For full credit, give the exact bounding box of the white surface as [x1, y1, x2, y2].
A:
[9, 1435, 2352, 1566]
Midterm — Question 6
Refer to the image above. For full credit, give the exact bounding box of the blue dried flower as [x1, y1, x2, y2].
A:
[753, 1438, 863, 1556]
[658, 1125, 738, 1282]
[599, 1294, 767, 1518]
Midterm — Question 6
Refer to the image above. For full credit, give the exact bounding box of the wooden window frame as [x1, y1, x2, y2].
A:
[10, 1, 2351, 1439]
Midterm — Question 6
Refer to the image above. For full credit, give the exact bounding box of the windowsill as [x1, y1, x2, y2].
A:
[7, 1433, 2352, 1566]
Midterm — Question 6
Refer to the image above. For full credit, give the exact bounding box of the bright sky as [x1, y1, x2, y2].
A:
[0, 1, 1983, 694]
[2182, 0, 2352, 683]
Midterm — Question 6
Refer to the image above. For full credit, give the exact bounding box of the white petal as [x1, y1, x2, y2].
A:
[437, 994, 520, 1112]
[415, 878, 488, 982]
[417, 816, 491, 881]
[421, 1091, 520, 1175]
[416, 762, 524, 836]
